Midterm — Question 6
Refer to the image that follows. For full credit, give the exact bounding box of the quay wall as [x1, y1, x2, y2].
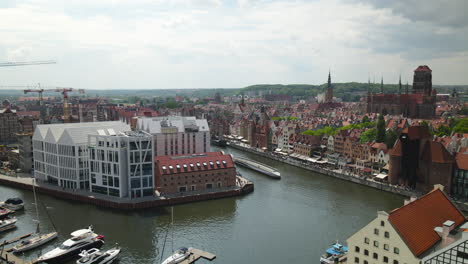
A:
[227, 143, 468, 213]
[0, 177, 254, 211]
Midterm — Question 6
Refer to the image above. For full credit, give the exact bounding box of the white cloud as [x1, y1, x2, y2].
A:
[0, 0, 467, 89]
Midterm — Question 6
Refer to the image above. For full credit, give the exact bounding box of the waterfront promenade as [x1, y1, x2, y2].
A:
[0, 173, 253, 210]
[226, 142, 468, 212]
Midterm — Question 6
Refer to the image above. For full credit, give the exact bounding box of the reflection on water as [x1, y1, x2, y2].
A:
[0, 146, 404, 264]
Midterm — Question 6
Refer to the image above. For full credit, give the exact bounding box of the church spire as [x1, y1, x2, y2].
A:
[406, 81, 409, 94]
[327, 69, 331, 89]
[368, 77, 371, 94]
[380, 76, 384, 94]
[398, 75, 402, 95]
[241, 92, 245, 105]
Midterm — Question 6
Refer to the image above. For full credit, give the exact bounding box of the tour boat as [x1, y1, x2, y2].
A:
[12, 231, 58, 253]
[0, 217, 17, 233]
[0, 198, 24, 211]
[0, 207, 14, 219]
[76, 247, 121, 264]
[36, 226, 105, 263]
[234, 157, 281, 179]
[161, 247, 190, 264]
[320, 242, 348, 264]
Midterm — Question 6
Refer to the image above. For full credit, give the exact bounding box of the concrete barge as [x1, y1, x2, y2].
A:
[234, 157, 281, 179]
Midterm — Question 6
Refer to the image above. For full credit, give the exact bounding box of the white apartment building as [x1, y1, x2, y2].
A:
[32, 122, 130, 189]
[136, 116, 210, 156]
[88, 131, 154, 199]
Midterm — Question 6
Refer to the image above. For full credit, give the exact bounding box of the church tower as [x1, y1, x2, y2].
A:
[413, 65, 432, 96]
[398, 75, 402, 95]
[325, 70, 333, 103]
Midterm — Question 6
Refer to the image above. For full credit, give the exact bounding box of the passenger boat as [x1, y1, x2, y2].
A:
[76, 247, 121, 264]
[320, 242, 348, 264]
[234, 157, 281, 179]
[161, 247, 190, 264]
[0, 198, 24, 211]
[36, 226, 105, 263]
[0, 207, 14, 219]
[0, 217, 17, 233]
[12, 231, 58, 253]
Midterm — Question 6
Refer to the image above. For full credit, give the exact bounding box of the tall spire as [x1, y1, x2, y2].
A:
[241, 92, 245, 105]
[405, 81, 409, 94]
[368, 77, 371, 94]
[380, 76, 384, 94]
[398, 75, 402, 95]
[327, 69, 331, 89]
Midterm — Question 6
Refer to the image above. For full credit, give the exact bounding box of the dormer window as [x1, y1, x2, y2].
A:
[162, 166, 167, 171]
[168, 165, 173, 170]
[216, 161, 220, 166]
[209, 161, 214, 167]
[222, 160, 227, 166]
[176, 164, 180, 169]
[196, 163, 201, 168]
[203, 162, 207, 167]
[190, 163, 194, 169]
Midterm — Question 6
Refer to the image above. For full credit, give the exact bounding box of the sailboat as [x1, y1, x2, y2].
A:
[12, 178, 58, 253]
[160, 207, 190, 264]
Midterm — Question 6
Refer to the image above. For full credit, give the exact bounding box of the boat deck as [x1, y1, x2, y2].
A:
[235, 158, 279, 174]
[179, 248, 216, 264]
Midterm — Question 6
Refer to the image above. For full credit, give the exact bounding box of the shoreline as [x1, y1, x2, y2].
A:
[226, 142, 468, 213]
[0, 174, 254, 211]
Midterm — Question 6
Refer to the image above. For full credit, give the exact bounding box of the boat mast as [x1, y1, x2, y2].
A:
[33, 178, 40, 233]
[171, 206, 174, 253]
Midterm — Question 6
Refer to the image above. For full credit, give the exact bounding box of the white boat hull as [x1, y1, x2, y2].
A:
[13, 232, 58, 253]
[235, 158, 281, 179]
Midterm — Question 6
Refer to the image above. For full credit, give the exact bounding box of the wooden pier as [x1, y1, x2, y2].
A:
[179, 248, 216, 264]
[0, 251, 32, 264]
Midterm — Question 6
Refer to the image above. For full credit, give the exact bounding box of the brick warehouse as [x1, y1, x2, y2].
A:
[154, 151, 237, 195]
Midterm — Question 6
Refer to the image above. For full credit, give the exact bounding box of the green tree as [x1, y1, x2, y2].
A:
[376, 114, 386, 143]
[453, 118, 468, 133]
[385, 130, 399, 148]
[360, 128, 377, 143]
[434, 125, 452, 137]
[362, 115, 370, 123]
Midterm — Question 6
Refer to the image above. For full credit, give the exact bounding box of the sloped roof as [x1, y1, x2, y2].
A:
[421, 141, 454, 164]
[389, 140, 402, 156]
[155, 152, 234, 176]
[414, 65, 432, 72]
[388, 188, 465, 257]
[402, 126, 431, 140]
[455, 152, 468, 170]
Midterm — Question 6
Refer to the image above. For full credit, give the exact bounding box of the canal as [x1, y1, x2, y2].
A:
[0, 146, 404, 264]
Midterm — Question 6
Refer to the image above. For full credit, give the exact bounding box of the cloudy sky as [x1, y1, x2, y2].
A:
[0, 0, 467, 89]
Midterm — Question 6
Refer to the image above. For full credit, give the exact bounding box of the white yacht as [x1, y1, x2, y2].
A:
[76, 247, 121, 264]
[0, 217, 17, 233]
[234, 157, 281, 179]
[36, 226, 105, 263]
[12, 231, 58, 253]
[161, 247, 190, 264]
[0, 198, 24, 211]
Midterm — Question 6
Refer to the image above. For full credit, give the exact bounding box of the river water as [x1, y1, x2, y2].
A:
[0, 146, 404, 264]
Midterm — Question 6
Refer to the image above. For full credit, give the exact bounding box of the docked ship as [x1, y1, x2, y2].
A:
[234, 157, 281, 179]
[210, 136, 227, 147]
[320, 242, 348, 264]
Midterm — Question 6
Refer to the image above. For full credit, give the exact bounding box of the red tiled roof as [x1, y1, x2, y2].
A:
[455, 152, 468, 170]
[155, 152, 234, 175]
[414, 65, 432, 72]
[388, 189, 465, 257]
[389, 139, 402, 156]
[402, 126, 431, 140]
[421, 141, 454, 163]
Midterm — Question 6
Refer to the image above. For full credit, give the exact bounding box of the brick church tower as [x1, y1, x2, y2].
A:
[413, 65, 432, 96]
[325, 70, 333, 104]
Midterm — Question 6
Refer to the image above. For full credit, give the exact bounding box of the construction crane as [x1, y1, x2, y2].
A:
[0, 60, 56, 67]
[23, 87, 85, 122]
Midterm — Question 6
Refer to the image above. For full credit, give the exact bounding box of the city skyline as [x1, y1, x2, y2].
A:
[0, 0, 467, 89]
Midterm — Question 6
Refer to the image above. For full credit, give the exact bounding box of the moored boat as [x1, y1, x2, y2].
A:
[0, 198, 24, 211]
[234, 157, 281, 179]
[36, 226, 105, 264]
[0, 207, 14, 219]
[76, 247, 121, 264]
[320, 242, 348, 264]
[0, 216, 17, 233]
[13, 231, 58, 253]
[161, 247, 190, 264]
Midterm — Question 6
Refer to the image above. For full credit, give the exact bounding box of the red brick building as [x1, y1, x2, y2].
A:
[154, 152, 237, 195]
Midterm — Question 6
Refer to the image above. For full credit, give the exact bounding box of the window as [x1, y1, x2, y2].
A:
[364, 249, 369, 256]
[384, 244, 389, 251]
[355, 246, 360, 253]
[394, 247, 399, 254]
[374, 241, 379, 248]
[381, 221, 385, 227]
[179, 186, 187, 192]
[374, 228, 379, 235]
[354, 257, 359, 263]
[383, 256, 388, 263]
[393, 260, 399, 264]
[206, 183, 213, 189]
[373, 253, 378, 260]
[364, 237, 370, 244]
[384, 231, 390, 238]
[364, 261, 368, 264]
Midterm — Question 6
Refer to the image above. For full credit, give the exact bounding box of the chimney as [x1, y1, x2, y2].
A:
[433, 184, 445, 192]
[434, 220, 456, 247]
[404, 196, 418, 205]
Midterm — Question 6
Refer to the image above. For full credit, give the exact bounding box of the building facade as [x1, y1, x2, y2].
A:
[17, 133, 33, 173]
[154, 152, 236, 195]
[366, 66, 436, 119]
[136, 116, 210, 156]
[32, 121, 130, 190]
[88, 131, 154, 199]
[347, 186, 466, 264]
[0, 108, 19, 144]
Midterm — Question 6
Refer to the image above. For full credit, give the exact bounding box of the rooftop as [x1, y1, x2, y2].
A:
[155, 152, 234, 175]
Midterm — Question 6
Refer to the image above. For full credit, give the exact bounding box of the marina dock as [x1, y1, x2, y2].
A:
[180, 248, 216, 264]
[1, 251, 31, 264]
